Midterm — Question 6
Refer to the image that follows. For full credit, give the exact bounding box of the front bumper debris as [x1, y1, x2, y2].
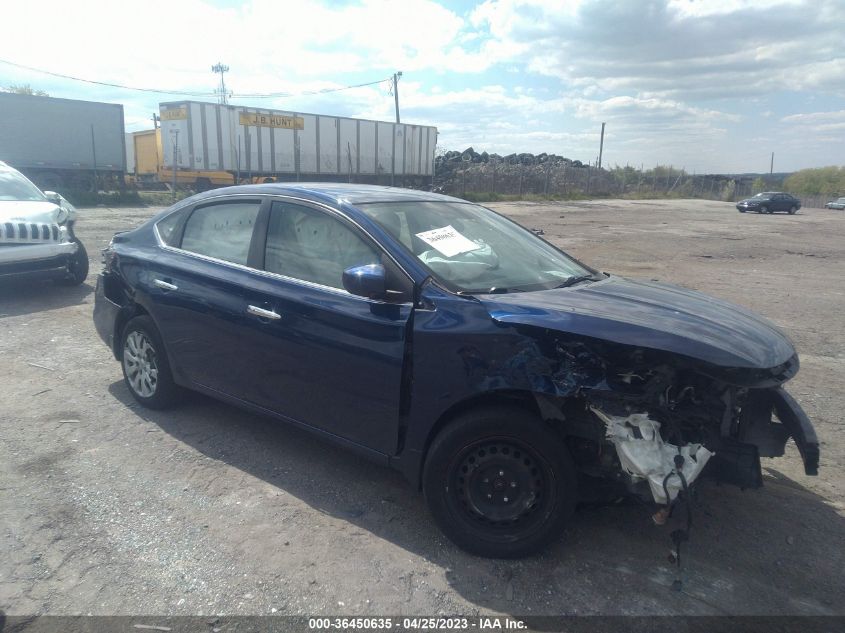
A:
[591, 407, 714, 504]
[770, 387, 820, 475]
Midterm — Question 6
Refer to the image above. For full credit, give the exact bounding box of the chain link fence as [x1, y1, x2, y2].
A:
[433, 160, 830, 207]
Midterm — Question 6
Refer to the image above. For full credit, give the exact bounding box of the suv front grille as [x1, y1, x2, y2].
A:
[0, 221, 62, 244]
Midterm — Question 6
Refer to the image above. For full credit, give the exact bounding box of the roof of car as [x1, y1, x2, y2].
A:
[187, 183, 468, 206]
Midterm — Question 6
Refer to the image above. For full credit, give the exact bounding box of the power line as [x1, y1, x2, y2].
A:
[0, 57, 392, 100]
[238, 77, 392, 99]
[0, 57, 217, 96]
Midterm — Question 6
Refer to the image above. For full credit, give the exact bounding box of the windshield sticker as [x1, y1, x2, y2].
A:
[415, 225, 483, 258]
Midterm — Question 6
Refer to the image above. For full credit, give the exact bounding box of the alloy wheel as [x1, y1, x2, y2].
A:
[123, 330, 159, 398]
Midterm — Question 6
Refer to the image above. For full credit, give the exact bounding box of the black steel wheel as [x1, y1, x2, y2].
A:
[423, 406, 577, 558]
[120, 315, 179, 409]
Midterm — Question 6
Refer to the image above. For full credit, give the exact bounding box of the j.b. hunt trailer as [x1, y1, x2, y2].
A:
[157, 100, 437, 188]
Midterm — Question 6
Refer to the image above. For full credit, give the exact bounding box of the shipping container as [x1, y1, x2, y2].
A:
[0, 92, 126, 190]
[132, 129, 160, 177]
[124, 133, 135, 175]
[158, 100, 437, 185]
[129, 128, 234, 189]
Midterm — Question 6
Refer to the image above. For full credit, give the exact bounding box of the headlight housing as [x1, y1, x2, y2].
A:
[55, 206, 69, 225]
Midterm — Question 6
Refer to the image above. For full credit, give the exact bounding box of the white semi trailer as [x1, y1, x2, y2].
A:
[158, 100, 437, 188]
[0, 93, 126, 190]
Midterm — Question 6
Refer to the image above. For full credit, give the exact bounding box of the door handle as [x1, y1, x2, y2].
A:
[153, 279, 178, 291]
[247, 305, 282, 320]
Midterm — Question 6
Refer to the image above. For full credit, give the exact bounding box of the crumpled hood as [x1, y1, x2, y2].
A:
[0, 200, 62, 224]
[478, 276, 796, 369]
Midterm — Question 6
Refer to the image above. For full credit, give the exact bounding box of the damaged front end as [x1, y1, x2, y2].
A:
[571, 355, 819, 507]
[480, 276, 820, 506]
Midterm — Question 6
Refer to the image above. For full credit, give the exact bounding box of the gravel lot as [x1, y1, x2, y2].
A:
[1, 198, 843, 617]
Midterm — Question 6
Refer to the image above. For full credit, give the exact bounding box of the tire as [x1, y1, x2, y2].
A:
[738, 208, 746, 213]
[120, 315, 179, 409]
[789, 206, 797, 215]
[761, 205, 771, 214]
[423, 406, 577, 558]
[56, 238, 89, 286]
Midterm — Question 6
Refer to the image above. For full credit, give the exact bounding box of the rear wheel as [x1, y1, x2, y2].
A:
[121, 316, 178, 409]
[423, 406, 577, 558]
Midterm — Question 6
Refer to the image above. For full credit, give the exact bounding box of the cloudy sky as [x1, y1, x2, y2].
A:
[1, 0, 842, 173]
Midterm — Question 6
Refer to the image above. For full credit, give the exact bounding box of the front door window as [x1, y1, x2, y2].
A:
[264, 202, 381, 290]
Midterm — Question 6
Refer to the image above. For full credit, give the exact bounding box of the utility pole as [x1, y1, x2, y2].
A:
[212, 63, 230, 105]
[90, 124, 99, 193]
[151, 113, 161, 179]
[392, 71, 402, 123]
[598, 122, 606, 170]
[171, 130, 179, 202]
[770, 152, 774, 175]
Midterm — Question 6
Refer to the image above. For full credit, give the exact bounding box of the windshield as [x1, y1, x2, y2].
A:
[0, 169, 46, 202]
[357, 201, 594, 293]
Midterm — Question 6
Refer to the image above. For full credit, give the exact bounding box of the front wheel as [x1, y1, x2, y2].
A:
[423, 406, 577, 558]
[121, 315, 179, 409]
[56, 238, 89, 286]
[761, 205, 770, 214]
[789, 206, 797, 214]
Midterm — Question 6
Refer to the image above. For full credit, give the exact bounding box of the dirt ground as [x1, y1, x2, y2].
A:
[1, 198, 843, 617]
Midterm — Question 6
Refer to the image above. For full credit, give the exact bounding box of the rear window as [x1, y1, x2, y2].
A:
[180, 201, 261, 265]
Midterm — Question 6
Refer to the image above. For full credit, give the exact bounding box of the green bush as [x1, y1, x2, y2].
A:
[784, 166, 845, 196]
[137, 190, 195, 206]
[63, 189, 195, 208]
[63, 190, 142, 207]
[457, 191, 578, 203]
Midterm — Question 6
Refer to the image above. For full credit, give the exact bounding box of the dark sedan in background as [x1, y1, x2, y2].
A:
[93, 184, 818, 558]
[736, 192, 802, 214]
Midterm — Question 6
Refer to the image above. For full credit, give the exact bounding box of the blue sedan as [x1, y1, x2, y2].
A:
[94, 184, 818, 557]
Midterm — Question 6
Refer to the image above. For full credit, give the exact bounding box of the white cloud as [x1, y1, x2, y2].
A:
[470, 0, 845, 100]
[781, 110, 845, 124]
[1, 0, 842, 172]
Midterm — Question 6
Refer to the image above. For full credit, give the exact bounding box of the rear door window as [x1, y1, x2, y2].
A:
[180, 201, 261, 265]
[156, 206, 191, 246]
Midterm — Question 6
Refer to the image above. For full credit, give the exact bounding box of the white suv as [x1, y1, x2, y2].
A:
[0, 161, 88, 285]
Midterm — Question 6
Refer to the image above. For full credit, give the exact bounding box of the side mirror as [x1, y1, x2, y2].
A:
[44, 191, 62, 205]
[343, 264, 386, 298]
